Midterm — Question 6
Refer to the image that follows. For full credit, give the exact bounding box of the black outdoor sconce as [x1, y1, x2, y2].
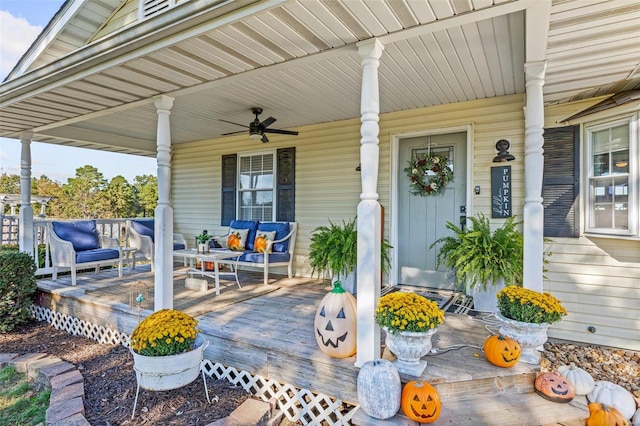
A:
[492, 139, 515, 162]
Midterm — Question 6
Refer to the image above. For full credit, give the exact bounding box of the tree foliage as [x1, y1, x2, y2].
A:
[1, 166, 157, 219]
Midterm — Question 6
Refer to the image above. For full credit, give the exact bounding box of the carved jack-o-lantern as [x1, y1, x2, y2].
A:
[483, 334, 521, 368]
[314, 281, 357, 358]
[534, 372, 575, 403]
[401, 381, 441, 423]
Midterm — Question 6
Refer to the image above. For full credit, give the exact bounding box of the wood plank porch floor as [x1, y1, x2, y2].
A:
[35, 265, 588, 425]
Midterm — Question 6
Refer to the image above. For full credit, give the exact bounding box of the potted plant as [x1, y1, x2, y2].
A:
[374, 291, 445, 376]
[430, 214, 523, 312]
[195, 230, 211, 253]
[129, 309, 210, 416]
[495, 286, 567, 364]
[308, 218, 391, 294]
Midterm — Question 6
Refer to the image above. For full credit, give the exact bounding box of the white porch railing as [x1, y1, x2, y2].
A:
[0, 216, 141, 276]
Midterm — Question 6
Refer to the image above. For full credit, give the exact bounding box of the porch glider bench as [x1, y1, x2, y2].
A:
[48, 220, 123, 286]
[212, 220, 297, 285]
[126, 219, 186, 272]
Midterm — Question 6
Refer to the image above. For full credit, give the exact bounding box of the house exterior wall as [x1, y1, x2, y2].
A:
[171, 94, 526, 277]
[170, 93, 639, 350]
[542, 101, 640, 350]
[92, 0, 138, 42]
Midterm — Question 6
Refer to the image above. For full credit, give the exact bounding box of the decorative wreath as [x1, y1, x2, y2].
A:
[404, 153, 453, 196]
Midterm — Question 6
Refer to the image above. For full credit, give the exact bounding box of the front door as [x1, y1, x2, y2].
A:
[397, 132, 467, 289]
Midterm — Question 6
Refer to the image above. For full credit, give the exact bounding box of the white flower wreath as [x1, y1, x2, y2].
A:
[404, 153, 454, 196]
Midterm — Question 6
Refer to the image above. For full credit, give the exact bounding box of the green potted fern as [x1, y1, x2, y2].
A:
[309, 218, 391, 294]
[429, 214, 523, 312]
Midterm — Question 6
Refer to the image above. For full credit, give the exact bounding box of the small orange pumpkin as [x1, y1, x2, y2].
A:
[586, 403, 629, 426]
[534, 372, 575, 403]
[483, 334, 521, 368]
[401, 381, 441, 423]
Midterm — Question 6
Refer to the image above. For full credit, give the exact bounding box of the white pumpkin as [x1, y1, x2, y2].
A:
[586, 381, 635, 420]
[632, 408, 640, 426]
[357, 359, 401, 420]
[557, 362, 595, 395]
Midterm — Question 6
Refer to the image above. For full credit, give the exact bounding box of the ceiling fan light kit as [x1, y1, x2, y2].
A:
[219, 107, 299, 143]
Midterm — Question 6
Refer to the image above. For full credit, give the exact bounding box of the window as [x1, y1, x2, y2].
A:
[221, 147, 295, 226]
[238, 152, 274, 221]
[586, 115, 638, 236]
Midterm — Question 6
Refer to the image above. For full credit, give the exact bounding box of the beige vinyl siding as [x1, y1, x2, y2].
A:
[171, 94, 526, 278]
[544, 237, 640, 350]
[91, 0, 138, 42]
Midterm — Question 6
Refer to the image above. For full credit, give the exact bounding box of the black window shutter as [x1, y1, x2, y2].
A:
[221, 154, 237, 226]
[543, 126, 580, 237]
[276, 147, 295, 222]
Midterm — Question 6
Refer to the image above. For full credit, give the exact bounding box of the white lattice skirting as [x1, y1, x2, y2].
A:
[32, 305, 357, 425]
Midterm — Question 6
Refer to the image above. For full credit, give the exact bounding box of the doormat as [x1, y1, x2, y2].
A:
[382, 286, 459, 312]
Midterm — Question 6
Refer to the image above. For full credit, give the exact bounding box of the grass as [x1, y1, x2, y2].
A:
[0, 366, 50, 426]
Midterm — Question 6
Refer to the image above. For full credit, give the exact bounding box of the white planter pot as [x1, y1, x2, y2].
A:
[384, 327, 437, 376]
[131, 335, 207, 391]
[197, 243, 209, 254]
[496, 313, 550, 365]
[467, 278, 506, 313]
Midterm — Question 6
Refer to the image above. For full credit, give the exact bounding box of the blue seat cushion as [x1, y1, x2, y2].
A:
[132, 219, 154, 241]
[258, 222, 290, 252]
[239, 251, 290, 264]
[76, 248, 120, 264]
[52, 220, 100, 252]
[173, 242, 186, 250]
[229, 220, 259, 250]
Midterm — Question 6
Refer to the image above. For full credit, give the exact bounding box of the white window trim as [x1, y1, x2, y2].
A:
[583, 113, 639, 237]
[236, 149, 277, 221]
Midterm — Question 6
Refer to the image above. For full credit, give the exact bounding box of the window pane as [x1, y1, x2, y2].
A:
[239, 154, 274, 190]
[610, 124, 629, 151]
[592, 129, 609, 153]
[593, 153, 609, 176]
[612, 150, 629, 174]
[592, 203, 612, 228]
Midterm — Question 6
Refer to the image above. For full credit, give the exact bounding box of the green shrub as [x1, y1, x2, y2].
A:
[0, 251, 37, 332]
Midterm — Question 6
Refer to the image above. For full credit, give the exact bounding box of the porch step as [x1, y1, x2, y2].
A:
[350, 393, 589, 426]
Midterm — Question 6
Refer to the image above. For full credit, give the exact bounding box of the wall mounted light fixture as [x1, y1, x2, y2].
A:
[492, 139, 515, 162]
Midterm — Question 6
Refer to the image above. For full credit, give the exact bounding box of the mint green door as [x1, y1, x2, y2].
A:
[397, 132, 467, 289]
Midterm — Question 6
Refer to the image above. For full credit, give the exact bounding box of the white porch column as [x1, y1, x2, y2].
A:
[523, 61, 546, 292]
[355, 39, 384, 368]
[153, 95, 175, 311]
[19, 132, 34, 257]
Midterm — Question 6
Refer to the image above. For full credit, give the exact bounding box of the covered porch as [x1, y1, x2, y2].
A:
[33, 266, 588, 424]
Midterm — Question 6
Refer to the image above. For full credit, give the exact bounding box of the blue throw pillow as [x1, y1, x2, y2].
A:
[131, 219, 154, 241]
[229, 220, 259, 250]
[258, 222, 290, 252]
[52, 220, 100, 252]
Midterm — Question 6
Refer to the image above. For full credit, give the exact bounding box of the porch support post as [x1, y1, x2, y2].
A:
[153, 95, 175, 311]
[355, 38, 384, 368]
[523, 61, 546, 292]
[18, 132, 34, 258]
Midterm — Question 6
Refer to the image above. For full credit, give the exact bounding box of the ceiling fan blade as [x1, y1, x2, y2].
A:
[221, 130, 247, 136]
[218, 119, 249, 128]
[260, 116, 276, 128]
[261, 134, 269, 143]
[263, 128, 299, 135]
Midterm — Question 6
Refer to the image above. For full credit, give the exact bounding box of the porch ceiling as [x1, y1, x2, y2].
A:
[0, 0, 638, 157]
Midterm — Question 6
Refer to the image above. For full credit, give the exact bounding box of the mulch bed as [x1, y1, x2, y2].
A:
[0, 321, 256, 425]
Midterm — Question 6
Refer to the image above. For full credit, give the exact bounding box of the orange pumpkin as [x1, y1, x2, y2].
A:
[227, 232, 241, 250]
[483, 334, 521, 368]
[401, 381, 441, 423]
[586, 403, 630, 426]
[534, 372, 575, 403]
[313, 281, 357, 358]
